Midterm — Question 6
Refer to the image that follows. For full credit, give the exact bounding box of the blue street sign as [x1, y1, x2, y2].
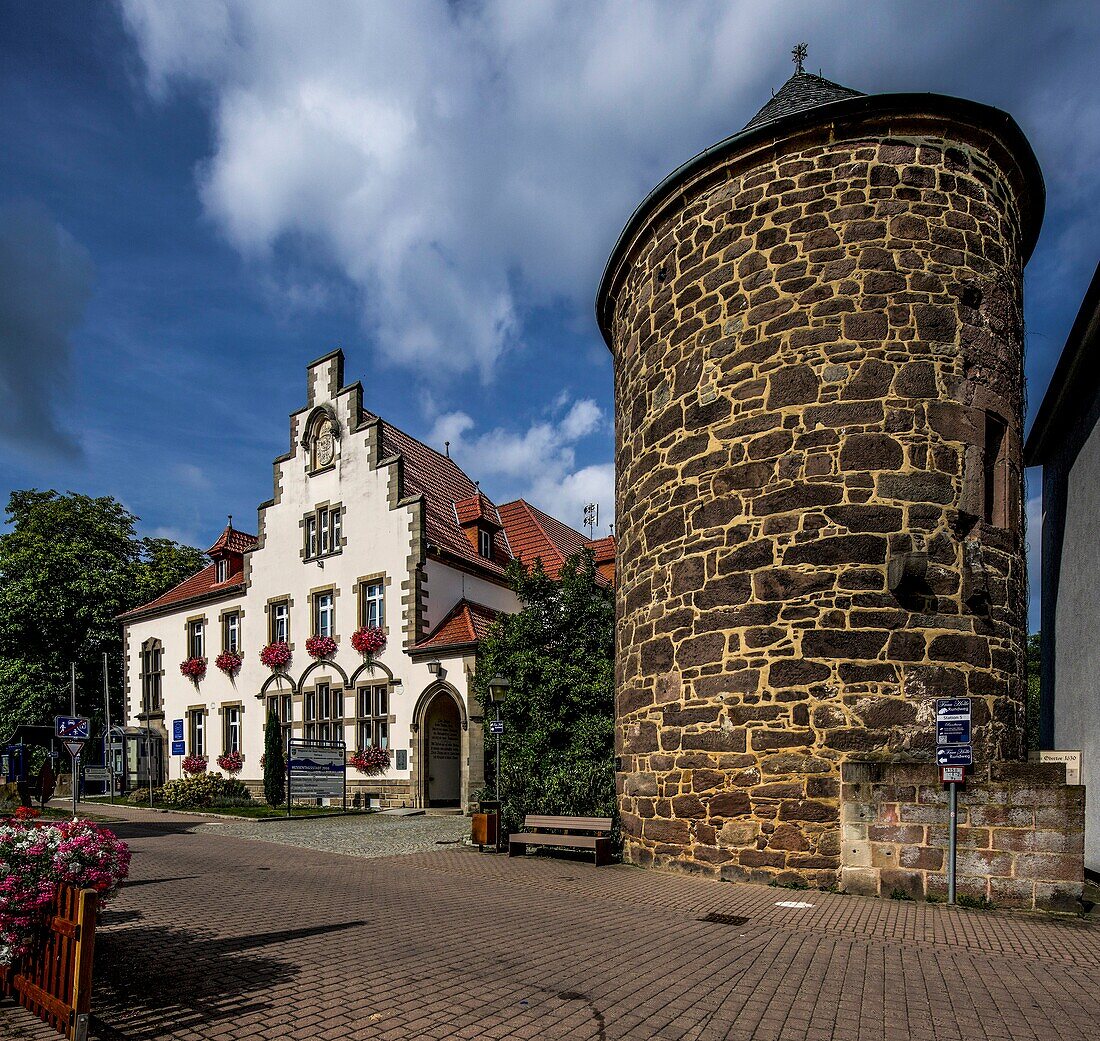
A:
[172, 718, 184, 742]
[54, 715, 91, 740]
[171, 741, 186, 756]
[489, 720, 504, 735]
[936, 744, 973, 766]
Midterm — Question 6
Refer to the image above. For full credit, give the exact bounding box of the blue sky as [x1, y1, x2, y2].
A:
[1, 2, 1098, 631]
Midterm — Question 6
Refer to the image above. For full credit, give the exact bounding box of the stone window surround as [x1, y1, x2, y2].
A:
[309, 582, 341, 644]
[300, 499, 346, 562]
[354, 571, 391, 634]
[218, 605, 245, 654]
[186, 704, 207, 757]
[140, 637, 164, 715]
[355, 679, 396, 751]
[302, 673, 344, 742]
[265, 595, 295, 649]
[219, 700, 245, 757]
[184, 613, 208, 660]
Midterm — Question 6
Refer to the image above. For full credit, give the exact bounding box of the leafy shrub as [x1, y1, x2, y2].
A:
[126, 786, 157, 805]
[159, 773, 252, 808]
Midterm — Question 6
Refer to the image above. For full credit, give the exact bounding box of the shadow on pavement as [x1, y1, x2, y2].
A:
[94, 924, 299, 1039]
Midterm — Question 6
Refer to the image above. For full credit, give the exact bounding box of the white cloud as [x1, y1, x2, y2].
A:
[428, 396, 611, 527]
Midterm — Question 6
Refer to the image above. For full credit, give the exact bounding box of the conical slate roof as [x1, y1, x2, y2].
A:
[742, 71, 864, 132]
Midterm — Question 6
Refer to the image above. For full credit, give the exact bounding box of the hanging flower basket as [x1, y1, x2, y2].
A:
[181, 754, 208, 777]
[350, 626, 386, 663]
[260, 641, 292, 671]
[305, 635, 338, 660]
[216, 751, 243, 775]
[179, 656, 207, 681]
[350, 746, 390, 776]
[215, 650, 243, 676]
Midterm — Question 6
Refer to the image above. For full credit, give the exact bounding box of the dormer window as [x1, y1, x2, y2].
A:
[478, 528, 493, 559]
[216, 559, 229, 583]
[455, 491, 504, 563]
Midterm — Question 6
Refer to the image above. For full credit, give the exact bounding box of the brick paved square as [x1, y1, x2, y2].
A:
[2, 813, 1097, 1040]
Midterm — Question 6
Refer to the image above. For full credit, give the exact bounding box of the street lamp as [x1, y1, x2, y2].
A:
[486, 674, 510, 804]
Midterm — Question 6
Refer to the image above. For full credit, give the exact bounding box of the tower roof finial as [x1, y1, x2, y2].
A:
[792, 42, 808, 75]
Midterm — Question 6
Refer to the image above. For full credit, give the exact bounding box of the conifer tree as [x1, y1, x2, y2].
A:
[264, 708, 285, 807]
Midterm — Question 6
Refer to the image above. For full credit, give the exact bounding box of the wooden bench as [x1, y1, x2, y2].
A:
[508, 815, 613, 866]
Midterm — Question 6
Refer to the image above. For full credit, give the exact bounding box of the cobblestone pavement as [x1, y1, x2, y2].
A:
[3, 816, 1099, 1040]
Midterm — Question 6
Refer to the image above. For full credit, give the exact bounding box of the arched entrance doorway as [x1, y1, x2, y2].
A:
[423, 690, 462, 807]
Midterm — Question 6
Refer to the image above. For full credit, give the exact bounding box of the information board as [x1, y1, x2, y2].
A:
[936, 744, 973, 766]
[287, 739, 345, 801]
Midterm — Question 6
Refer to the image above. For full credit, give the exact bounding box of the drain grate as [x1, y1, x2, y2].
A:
[699, 912, 750, 926]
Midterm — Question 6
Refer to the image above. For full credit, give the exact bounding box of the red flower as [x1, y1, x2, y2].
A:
[305, 635, 338, 660]
[260, 642, 292, 670]
[350, 746, 390, 776]
[181, 755, 207, 776]
[215, 650, 243, 676]
[350, 626, 386, 658]
[13, 807, 40, 822]
[180, 657, 207, 681]
[216, 752, 243, 775]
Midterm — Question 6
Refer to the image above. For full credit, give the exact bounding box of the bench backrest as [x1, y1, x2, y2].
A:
[523, 815, 613, 834]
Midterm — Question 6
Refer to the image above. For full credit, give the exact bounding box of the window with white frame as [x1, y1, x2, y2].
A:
[188, 709, 206, 756]
[215, 558, 229, 583]
[223, 705, 242, 753]
[356, 684, 389, 750]
[188, 620, 205, 659]
[304, 506, 342, 559]
[360, 580, 385, 629]
[223, 611, 240, 654]
[270, 600, 290, 644]
[478, 527, 493, 559]
[314, 591, 335, 638]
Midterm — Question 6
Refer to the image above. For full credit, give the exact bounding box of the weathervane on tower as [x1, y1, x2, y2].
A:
[792, 42, 808, 74]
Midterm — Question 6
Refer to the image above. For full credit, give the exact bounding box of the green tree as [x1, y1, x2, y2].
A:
[473, 550, 616, 836]
[1026, 631, 1041, 753]
[263, 708, 285, 807]
[0, 490, 205, 737]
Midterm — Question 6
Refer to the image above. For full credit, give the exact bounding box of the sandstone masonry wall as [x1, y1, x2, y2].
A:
[841, 761, 1084, 911]
[605, 115, 1033, 885]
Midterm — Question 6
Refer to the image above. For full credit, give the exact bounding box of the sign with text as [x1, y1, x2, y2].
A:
[55, 716, 91, 741]
[936, 744, 973, 767]
[171, 740, 186, 756]
[940, 765, 965, 783]
[287, 739, 345, 801]
[1031, 749, 1082, 786]
[489, 720, 504, 735]
[935, 698, 972, 746]
[172, 719, 184, 742]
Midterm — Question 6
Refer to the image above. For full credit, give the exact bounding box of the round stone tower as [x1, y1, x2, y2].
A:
[596, 64, 1044, 885]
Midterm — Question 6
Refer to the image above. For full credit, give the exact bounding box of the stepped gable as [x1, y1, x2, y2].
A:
[742, 70, 864, 132]
[414, 599, 500, 653]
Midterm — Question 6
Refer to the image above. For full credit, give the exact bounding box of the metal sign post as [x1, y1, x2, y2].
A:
[490, 716, 503, 802]
[935, 697, 972, 906]
[56, 709, 91, 820]
[103, 652, 114, 803]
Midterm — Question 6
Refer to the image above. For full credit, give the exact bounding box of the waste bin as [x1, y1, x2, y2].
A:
[472, 800, 501, 851]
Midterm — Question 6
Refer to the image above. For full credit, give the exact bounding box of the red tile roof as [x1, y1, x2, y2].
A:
[496, 499, 599, 581]
[454, 492, 503, 528]
[586, 535, 616, 563]
[414, 599, 500, 652]
[118, 563, 243, 621]
[375, 418, 512, 573]
[206, 524, 258, 556]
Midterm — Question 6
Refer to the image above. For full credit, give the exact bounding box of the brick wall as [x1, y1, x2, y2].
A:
[840, 760, 1084, 911]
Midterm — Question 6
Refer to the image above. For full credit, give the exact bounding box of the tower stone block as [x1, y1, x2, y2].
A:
[597, 73, 1044, 885]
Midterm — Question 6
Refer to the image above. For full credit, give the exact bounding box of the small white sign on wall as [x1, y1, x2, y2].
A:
[1032, 750, 1082, 785]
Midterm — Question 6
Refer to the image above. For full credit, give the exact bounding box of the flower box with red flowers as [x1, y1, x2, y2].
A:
[216, 751, 243, 775]
[350, 626, 386, 658]
[215, 650, 243, 676]
[180, 656, 207, 681]
[305, 635, 338, 660]
[181, 754, 208, 777]
[259, 641, 291, 671]
[350, 746, 390, 776]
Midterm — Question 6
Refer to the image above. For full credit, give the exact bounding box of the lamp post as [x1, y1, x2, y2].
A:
[486, 674, 510, 804]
